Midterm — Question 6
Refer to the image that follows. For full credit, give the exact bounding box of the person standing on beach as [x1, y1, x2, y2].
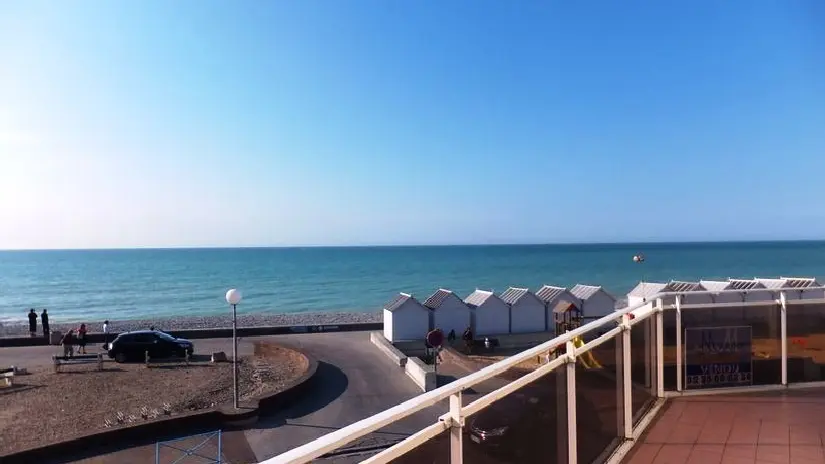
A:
[102, 320, 110, 349]
[61, 329, 75, 359]
[41, 309, 50, 338]
[77, 323, 88, 354]
[28, 309, 37, 337]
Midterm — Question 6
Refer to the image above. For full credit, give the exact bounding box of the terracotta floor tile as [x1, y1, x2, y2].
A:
[646, 422, 675, 444]
[755, 444, 790, 463]
[791, 445, 825, 464]
[698, 420, 733, 444]
[720, 457, 754, 464]
[668, 424, 703, 444]
[680, 404, 711, 426]
[790, 424, 821, 445]
[789, 445, 825, 463]
[652, 444, 693, 464]
[687, 444, 724, 464]
[723, 444, 757, 459]
[758, 421, 790, 445]
[728, 420, 761, 445]
[626, 444, 662, 464]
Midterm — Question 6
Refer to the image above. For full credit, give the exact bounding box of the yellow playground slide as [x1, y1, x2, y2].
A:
[573, 337, 603, 369]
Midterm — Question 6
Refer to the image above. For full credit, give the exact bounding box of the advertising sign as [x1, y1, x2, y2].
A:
[684, 326, 752, 390]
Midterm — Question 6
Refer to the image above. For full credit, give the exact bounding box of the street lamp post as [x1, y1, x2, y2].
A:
[225, 289, 243, 409]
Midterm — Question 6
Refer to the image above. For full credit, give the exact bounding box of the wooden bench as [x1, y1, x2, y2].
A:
[52, 353, 103, 373]
[1, 371, 13, 387]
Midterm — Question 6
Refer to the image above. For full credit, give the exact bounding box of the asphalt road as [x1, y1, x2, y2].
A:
[244, 331, 441, 461]
[0, 331, 471, 462]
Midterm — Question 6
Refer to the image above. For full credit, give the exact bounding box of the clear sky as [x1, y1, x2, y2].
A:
[1, 1, 824, 249]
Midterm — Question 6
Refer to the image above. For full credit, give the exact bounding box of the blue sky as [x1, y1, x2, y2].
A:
[1, 1, 824, 249]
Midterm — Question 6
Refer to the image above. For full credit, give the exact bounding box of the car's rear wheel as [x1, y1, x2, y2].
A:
[114, 352, 127, 363]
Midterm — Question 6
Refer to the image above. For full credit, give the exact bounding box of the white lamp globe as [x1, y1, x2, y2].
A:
[226, 289, 243, 305]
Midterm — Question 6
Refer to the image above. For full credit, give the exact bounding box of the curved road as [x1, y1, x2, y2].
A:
[245, 331, 440, 461]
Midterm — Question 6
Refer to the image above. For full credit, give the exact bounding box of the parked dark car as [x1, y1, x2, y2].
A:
[468, 381, 559, 461]
[107, 330, 194, 363]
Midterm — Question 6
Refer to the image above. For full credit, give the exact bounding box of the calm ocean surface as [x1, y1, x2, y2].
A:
[1, 242, 825, 324]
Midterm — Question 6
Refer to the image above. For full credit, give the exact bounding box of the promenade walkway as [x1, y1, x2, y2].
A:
[625, 389, 825, 464]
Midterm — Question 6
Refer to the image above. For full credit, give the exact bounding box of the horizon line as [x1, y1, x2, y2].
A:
[2, 238, 824, 252]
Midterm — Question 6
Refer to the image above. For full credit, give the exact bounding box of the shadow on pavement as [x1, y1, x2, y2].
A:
[256, 361, 349, 428]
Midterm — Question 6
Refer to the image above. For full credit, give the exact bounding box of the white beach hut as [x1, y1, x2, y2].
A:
[664, 281, 713, 305]
[500, 287, 546, 333]
[570, 284, 617, 319]
[423, 289, 471, 337]
[536, 285, 582, 332]
[776, 277, 823, 300]
[464, 290, 510, 336]
[382, 293, 430, 342]
[751, 277, 823, 300]
[626, 282, 668, 308]
[728, 279, 771, 302]
[698, 280, 747, 324]
[699, 280, 741, 304]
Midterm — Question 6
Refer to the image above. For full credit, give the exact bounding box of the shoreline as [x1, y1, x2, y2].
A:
[0, 311, 382, 337]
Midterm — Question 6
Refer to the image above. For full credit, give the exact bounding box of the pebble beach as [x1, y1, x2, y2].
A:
[0, 311, 382, 337]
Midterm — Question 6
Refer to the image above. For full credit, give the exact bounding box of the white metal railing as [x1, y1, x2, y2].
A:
[261, 286, 825, 464]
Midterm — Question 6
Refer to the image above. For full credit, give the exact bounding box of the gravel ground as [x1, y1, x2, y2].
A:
[0, 341, 308, 455]
[0, 311, 382, 337]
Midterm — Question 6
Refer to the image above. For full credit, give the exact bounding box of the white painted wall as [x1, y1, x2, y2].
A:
[581, 291, 615, 319]
[510, 296, 546, 333]
[405, 357, 436, 392]
[472, 299, 510, 336]
[626, 295, 647, 308]
[432, 294, 471, 336]
[383, 301, 430, 342]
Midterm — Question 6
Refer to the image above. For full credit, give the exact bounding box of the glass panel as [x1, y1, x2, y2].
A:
[630, 316, 656, 425]
[786, 301, 825, 383]
[387, 428, 450, 464]
[576, 333, 623, 463]
[463, 364, 568, 463]
[681, 304, 781, 388]
[662, 307, 678, 390]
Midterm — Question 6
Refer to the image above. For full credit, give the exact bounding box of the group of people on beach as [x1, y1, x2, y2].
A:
[59, 320, 111, 358]
[27, 308, 50, 338]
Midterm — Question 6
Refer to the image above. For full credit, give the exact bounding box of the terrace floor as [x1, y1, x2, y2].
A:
[624, 388, 825, 464]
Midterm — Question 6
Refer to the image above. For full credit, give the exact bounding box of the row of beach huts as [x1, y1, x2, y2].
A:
[626, 276, 825, 307]
[382, 284, 616, 342]
[384, 277, 825, 342]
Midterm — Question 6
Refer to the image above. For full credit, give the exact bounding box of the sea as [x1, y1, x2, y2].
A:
[1, 242, 825, 324]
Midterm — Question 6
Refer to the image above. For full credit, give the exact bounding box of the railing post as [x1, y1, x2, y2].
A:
[675, 295, 682, 392]
[780, 291, 787, 386]
[566, 340, 577, 464]
[621, 314, 633, 438]
[449, 392, 463, 464]
[655, 298, 664, 398]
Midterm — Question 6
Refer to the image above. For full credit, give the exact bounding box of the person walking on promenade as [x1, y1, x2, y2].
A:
[77, 324, 88, 354]
[41, 309, 50, 339]
[28, 309, 37, 337]
[61, 330, 75, 359]
[462, 326, 474, 354]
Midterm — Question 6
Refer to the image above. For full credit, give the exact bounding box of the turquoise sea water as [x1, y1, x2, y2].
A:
[1, 242, 825, 324]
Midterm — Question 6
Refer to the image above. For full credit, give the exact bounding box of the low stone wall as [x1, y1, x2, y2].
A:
[405, 356, 436, 392]
[0, 322, 383, 347]
[0, 350, 319, 464]
[369, 332, 407, 367]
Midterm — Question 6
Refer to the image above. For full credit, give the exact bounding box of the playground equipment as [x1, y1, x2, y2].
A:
[574, 336, 603, 369]
[553, 301, 583, 335]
